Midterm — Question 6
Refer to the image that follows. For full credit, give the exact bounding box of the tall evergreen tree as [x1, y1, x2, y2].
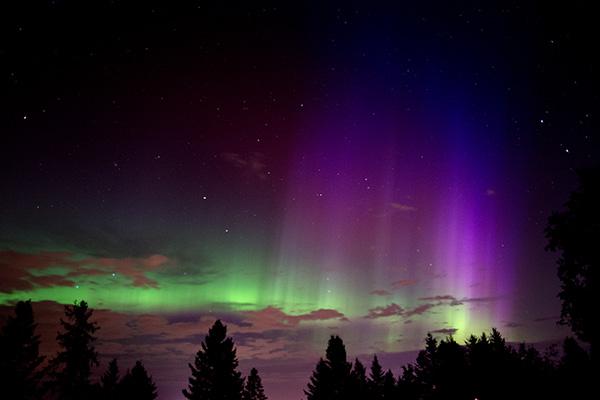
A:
[305, 358, 332, 400]
[305, 336, 351, 400]
[382, 370, 396, 399]
[100, 358, 120, 398]
[183, 319, 244, 400]
[368, 355, 385, 399]
[119, 360, 158, 400]
[348, 358, 367, 400]
[0, 300, 45, 400]
[242, 368, 267, 400]
[49, 300, 99, 400]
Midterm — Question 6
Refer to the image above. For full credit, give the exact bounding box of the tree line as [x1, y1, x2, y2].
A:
[0, 300, 267, 400]
[304, 331, 591, 400]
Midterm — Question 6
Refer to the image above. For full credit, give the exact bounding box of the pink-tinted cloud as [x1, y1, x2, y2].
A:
[244, 306, 345, 328]
[403, 303, 436, 317]
[418, 295, 457, 302]
[0, 250, 171, 292]
[431, 328, 458, 335]
[365, 303, 404, 319]
[391, 279, 417, 289]
[369, 289, 391, 296]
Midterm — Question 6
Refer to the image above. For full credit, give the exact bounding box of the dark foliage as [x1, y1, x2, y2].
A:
[305, 335, 351, 400]
[304, 328, 594, 400]
[242, 367, 267, 400]
[0, 300, 45, 399]
[100, 358, 120, 398]
[546, 167, 599, 352]
[183, 319, 244, 400]
[119, 360, 158, 400]
[48, 300, 99, 400]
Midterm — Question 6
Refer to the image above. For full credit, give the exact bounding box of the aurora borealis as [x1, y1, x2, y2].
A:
[1, 2, 597, 399]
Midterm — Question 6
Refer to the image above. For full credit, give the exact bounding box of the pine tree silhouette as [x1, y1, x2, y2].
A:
[119, 360, 158, 400]
[348, 358, 367, 400]
[305, 358, 332, 400]
[0, 300, 45, 400]
[183, 319, 244, 400]
[382, 369, 396, 399]
[100, 358, 120, 398]
[305, 336, 350, 400]
[48, 300, 99, 400]
[368, 355, 385, 399]
[242, 368, 267, 400]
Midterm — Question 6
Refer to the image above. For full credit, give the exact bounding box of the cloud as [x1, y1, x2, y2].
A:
[222, 152, 268, 180]
[431, 328, 458, 335]
[403, 303, 437, 317]
[369, 289, 391, 296]
[418, 295, 457, 302]
[390, 203, 417, 212]
[417, 294, 499, 307]
[243, 306, 345, 328]
[0, 250, 171, 292]
[391, 279, 417, 289]
[365, 303, 404, 319]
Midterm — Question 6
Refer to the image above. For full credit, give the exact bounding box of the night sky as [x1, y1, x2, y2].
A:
[0, 2, 597, 399]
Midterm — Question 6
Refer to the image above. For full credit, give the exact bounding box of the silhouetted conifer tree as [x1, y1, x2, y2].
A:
[183, 319, 244, 400]
[305, 359, 331, 400]
[0, 300, 45, 400]
[100, 358, 120, 398]
[242, 368, 267, 400]
[48, 300, 99, 400]
[348, 358, 367, 400]
[414, 333, 437, 398]
[397, 364, 419, 400]
[382, 369, 396, 399]
[368, 355, 384, 399]
[119, 360, 158, 400]
[305, 336, 350, 400]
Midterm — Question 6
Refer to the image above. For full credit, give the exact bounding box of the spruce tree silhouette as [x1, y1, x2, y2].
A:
[100, 358, 120, 398]
[242, 368, 267, 400]
[183, 319, 244, 400]
[382, 370, 396, 399]
[48, 300, 99, 400]
[397, 364, 419, 400]
[368, 355, 384, 400]
[414, 333, 437, 399]
[304, 335, 350, 400]
[347, 358, 367, 400]
[434, 336, 466, 399]
[119, 360, 158, 400]
[546, 167, 599, 354]
[0, 300, 45, 400]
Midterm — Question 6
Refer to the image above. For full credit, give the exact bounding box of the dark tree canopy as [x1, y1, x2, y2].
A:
[368, 355, 384, 400]
[100, 358, 120, 398]
[546, 167, 599, 350]
[49, 300, 99, 400]
[0, 300, 45, 400]
[119, 360, 158, 400]
[242, 368, 267, 400]
[305, 335, 351, 400]
[183, 319, 244, 400]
